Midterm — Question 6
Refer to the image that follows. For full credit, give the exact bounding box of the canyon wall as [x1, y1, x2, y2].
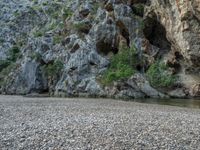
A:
[0, 0, 199, 98]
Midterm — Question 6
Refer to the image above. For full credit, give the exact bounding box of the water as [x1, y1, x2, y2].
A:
[130, 98, 200, 109]
[2, 95, 200, 109]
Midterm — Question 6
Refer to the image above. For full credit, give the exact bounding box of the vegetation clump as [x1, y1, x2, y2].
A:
[146, 61, 177, 88]
[0, 45, 20, 86]
[132, 4, 145, 17]
[0, 45, 21, 74]
[0, 63, 16, 86]
[30, 52, 42, 61]
[42, 60, 63, 78]
[33, 30, 43, 37]
[0, 60, 11, 72]
[62, 8, 73, 20]
[8, 46, 21, 62]
[72, 22, 91, 34]
[101, 45, 138, 85]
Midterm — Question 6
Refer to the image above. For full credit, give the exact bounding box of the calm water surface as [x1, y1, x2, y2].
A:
[130, 98, 200, 109]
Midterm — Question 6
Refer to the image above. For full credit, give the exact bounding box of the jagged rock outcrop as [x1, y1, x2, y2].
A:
[144, 0, 200, 97]
[145, 0, 200, 71]
[0, 0, 199, 98]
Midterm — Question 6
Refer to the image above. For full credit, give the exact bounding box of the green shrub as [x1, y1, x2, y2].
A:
[0, 45, 20, 85]
[72, 22, 90, 33]
[146, 61, 177, 88]
[33, 21, 57, 37]
[51, 11, 59, 19]
[8, 46, 21, 62]
[132, 4, 144, 17]
[31, 5, 43, 12]
[0, 38, 5, 44]
[42, 2, 48, 6]
[42, 60, 63, 77]
[0, 63, 15, 76]
[33, 30, 43, 37]
[0, 60, 11, 72]
[91, 2, 101, 14]
[0, 63, 16, 86]
[53, 35, 62, 45]
[102, 64, 134, 85]
[30, 52, 42, 61]
[101, 45, 137, 85]
[62, 8, 73, 20]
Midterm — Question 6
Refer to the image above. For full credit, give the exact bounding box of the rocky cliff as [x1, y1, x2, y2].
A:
[0, 0, 199, 98]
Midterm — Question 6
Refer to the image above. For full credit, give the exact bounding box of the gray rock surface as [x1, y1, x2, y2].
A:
[0, 0, 199, 98]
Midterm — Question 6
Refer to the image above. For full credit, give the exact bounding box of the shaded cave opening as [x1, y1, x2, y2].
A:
[142, 16, 185, 74]
[143, 16, 171, 57]
[96, 21, 130, 56]
[96, 40, 119, 55]
[116, 20, 130, 47]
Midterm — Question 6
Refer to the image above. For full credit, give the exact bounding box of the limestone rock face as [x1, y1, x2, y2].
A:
[145, 0, 200, 70]
[144, 0, 200, 97]
[7, 60, 47, 95]
[0, 0, 199, 98]
[105, 73, 167, 99]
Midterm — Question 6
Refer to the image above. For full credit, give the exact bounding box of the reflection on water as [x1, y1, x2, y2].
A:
[131, 98, 200, 109]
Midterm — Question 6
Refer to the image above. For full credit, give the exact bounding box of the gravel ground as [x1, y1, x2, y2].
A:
[1, 96, 200, 150]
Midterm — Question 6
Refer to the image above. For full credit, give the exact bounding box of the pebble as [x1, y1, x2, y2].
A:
[0, 95, 200, 149]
